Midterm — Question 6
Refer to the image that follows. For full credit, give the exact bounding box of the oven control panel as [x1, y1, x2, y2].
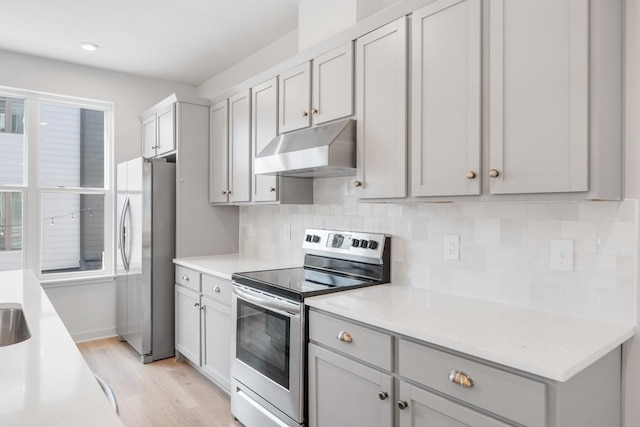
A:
[302, 229, 388, 264]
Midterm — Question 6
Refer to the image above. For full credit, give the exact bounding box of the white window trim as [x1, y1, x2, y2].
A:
[0, 86, 114, 280]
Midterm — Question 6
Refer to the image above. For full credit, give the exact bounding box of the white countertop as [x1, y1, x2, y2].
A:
[173, 254, 300, 280]
[0, 270, 123, 427]
[305, 284, 635, 382]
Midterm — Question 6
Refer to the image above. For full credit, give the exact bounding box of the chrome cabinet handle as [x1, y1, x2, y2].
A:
[221, 190, 227, 195]
[489, 169, 500, 178]
[182, 274, 190, 281]
[448, 370, 474, 388]
[311, 108, 318, 115]
[354, 180, 362, 188]
[336, 331, 353, 343]
[466, 171, 476, 179]
[269, 187, 276, 192]
[378, 391, 388, 401]
[213, 286, 221, 293]
[194, 302, 200, 308]
[398, 401, 408, 410]
[302, 111, 308, 117]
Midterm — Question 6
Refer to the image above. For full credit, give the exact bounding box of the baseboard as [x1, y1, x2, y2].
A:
[73, 327, 118, 343]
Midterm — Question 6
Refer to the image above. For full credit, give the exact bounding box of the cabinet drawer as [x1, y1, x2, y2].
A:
[175, 266, 201, 292]
[201, 274, 232, 306]
[309, 310, 393, 371]
[398, 339, 546, 427]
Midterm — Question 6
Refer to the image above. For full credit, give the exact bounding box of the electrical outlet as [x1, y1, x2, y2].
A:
[443, 234, 460, 261]
[550, 239, 574, 271]
[283, 224, 291, 241]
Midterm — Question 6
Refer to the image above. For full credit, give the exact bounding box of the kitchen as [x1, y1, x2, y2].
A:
[1, 0, 640, 426]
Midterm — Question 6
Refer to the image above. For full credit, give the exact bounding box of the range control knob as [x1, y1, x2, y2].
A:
[352, 239, 360, 248]
[312, 235, 321, 243]
[359, 240, 369, 249]
[368, 240, 378, 250]
[305, 234, 312, 242]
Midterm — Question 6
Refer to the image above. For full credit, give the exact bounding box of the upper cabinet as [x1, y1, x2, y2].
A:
[209, 100, 229, 204]
[251, 78, 280, 202]
[228, 90, 252, 203]
[279, 43, 354, 134]
[355, 17, 408, 199]
[141, 103, 175, 158]
[488, 0, 589, 195]
[411, 0, 481, 197]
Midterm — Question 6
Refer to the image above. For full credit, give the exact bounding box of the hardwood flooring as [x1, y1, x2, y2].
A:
[78, 337, 242, 427]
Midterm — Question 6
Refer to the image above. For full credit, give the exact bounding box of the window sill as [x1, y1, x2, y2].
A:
[40, 274, 116, 288]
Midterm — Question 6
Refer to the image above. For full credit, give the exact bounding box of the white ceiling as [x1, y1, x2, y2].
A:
[2, 0, 302, 86]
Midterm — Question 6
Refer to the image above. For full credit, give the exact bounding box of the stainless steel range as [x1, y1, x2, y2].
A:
[230, 229, 391, 427]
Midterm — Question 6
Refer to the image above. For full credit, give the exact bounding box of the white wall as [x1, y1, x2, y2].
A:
[0, 49, 196, 340]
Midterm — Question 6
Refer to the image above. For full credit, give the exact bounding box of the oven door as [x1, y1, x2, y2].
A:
[231, 284, 304, 424]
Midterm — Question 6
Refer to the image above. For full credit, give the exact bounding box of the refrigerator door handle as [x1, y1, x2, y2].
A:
[119, 196, 130, 271]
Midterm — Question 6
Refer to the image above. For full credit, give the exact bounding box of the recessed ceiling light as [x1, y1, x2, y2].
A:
[80, 42, 99, 52]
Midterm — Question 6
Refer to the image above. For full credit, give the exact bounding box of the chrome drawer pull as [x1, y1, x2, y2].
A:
[213, 286, 221, 293]
[182, 274, 190, 281]
[448, 370, 474, 388]
[336, 331, 353, 343]
[398, 400, 408, 410]
[378, 391, 388, 401]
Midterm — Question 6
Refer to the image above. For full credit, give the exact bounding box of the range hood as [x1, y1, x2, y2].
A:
[254, 118, 356, 178]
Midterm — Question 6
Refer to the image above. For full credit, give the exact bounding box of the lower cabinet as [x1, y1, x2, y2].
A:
[175, 271, 232, 393]
[308, 343, 393, 427]
[308, 308, 623, 427]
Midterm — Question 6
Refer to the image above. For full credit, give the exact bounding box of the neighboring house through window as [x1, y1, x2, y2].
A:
[0, 88, 113, 280]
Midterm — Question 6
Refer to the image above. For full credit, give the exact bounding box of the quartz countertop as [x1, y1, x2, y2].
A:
[305, 284, 635, 382]
[0, 270, 123, 426]
[173, 254, 300, 280]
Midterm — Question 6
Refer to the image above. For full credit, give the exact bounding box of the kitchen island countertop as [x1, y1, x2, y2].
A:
[305, 284, 635, 382]
[0, 270, 123, 427]
[173, 254, 300, 280]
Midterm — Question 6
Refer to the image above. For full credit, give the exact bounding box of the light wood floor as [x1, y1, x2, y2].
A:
[78, 337, 242, 427]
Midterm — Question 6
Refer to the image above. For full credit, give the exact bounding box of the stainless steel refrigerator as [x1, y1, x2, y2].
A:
[116, 157, 175, 363]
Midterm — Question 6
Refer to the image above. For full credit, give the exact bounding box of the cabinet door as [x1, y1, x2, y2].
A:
[156, 103, 176, 156]
[175, 285, 201, 365]
[312, 43, 354, 125]
[201, 296, 231, 392]
[279, 61, 312, 133]
[488, 0, 589, 194]
[411, 0, 481, 197]
[141, 114, 157, 158]
[355, 17, 408, 199]
[229, 90, 251, 203]
[398, 381, 510, 427]
[308, 343, 393, 427]
[209, 100, 230, 203]
[251, 78, 279, 202]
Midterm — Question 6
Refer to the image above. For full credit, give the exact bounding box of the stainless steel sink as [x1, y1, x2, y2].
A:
[0, 303, 31, 347]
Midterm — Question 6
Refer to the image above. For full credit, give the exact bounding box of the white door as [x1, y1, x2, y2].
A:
[251, 78, 278, 202]
[355, 17, 408, 199]
[312, 42, 354, 125]
[175, 285, 201, 365]
[156, 103, 175, 156]
[209, 100, 230, 203]
[201, 296, 231, 392]
[141, 114, 156, 158]
[411, 0, 481, 197]
[229, 90, 252, 203]
[279, 61, 312, 133]
[398, 381, 510, 427]
[488, 0, 589, 194]
[308, 344, 393, 427]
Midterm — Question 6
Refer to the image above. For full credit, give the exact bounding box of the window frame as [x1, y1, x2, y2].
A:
[0, 87, 114, 282]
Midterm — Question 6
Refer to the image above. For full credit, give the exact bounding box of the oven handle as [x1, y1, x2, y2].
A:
[233, 286, 301, 316]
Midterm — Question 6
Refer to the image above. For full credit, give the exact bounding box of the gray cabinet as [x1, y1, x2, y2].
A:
[488, 0, 589, 195]
[308, 307, 623, 427]
[279, 62, 312, 133]
[141, 103, 175, 158]
[355, 17, 408, 199]
[209, 100, 229, 204]
[308, 343, 393, 427]
[228, 89, 252, 203]
[175, 267, 232, 393]
[410, 0, 481, 197]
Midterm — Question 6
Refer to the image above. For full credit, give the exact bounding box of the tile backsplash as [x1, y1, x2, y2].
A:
[240, 177, 637, 326]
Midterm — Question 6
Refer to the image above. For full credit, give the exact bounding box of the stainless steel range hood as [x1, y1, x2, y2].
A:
[254, 118, 356, 178]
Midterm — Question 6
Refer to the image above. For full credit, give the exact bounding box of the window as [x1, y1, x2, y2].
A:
[0, 89, 113, 280]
